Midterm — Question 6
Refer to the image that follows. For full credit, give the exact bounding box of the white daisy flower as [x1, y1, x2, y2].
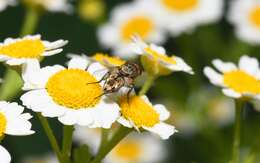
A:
[21, 56, 120, 128]
[0, 145, 11, 163]
[104, 133, 166, 163]
[97, 1, 166, 58]
[133, 37, 193, 75]
[0, 0, 16, 12]
[228, 0, 260, 44]
[204, 55, 260, 99]
[144, 0, 224, 36]
[23, 0, 73, 13]
[118, 95, 177, 139]
[0, 34, 68, 66]
[0, 101, 35, 136]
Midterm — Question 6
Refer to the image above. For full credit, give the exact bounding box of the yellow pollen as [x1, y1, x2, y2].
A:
[121, 16, 154, 42]
[0, 112, 7, 137]
[93, 53, 126, 66]
[249, 6, 260, 28]
[46, 69, 102, 109]
[162, 0, 198, 11]
[223, 70, 260, 94]
[119, 96, 160, 128]
[144, 47, 176, 65]
[0, 38, 45, 58]
[114, 140, 141, 160]
[0, 39, 45, 58]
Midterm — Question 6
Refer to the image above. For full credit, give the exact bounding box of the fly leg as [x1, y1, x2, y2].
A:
[126, 85, 134, 104]
[86, 72, 109, 85]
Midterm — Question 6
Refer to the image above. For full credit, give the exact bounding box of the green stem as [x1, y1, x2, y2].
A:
[91, 126, 132, 163]
[98, 129, 109, 153]
[61, 125, 74, 163]
[20, 8, 40, 36]
[0, 7, 40, 100]
[37, 113, 63, 162]
[139, 75, 156, 96]
[231, 100, 244, 163]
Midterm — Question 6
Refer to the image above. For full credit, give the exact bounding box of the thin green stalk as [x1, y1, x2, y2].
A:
[37, 113, 63, 162]
[231, 99, 244, 163]
[20, 8, 40, 36]
[0, 7, 40, 100]
[98, 129, 109, 153]
[61, 125, 74, 163]
[91, 126, 132, 163]
[139, 75, 156, 96]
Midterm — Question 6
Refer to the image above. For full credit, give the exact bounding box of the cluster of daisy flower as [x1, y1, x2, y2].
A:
[97, 0, 260, 58]
[0, 32, 196, 162]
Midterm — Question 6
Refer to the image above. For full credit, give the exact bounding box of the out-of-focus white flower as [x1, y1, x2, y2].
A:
[22, 153, 58, 163]
[228, 0, 260, 44]
[118, 95, 177, 139]
[73, 127, 102, 154]
[0, 101, 35, 136]
[21, 56, 120, 128]
[133, 37, 193, 75]
[104, 133, 166, 163]
[23, 0, 73, 13]
[204, 55, 260, 99]
[0, 0, 16, 12]
[0, 145, 11, 163]
[142, 0, 224, 36]
[0, 35, 67, 66]
[74, 126, 166, 163]
[98, 1, 166, 58]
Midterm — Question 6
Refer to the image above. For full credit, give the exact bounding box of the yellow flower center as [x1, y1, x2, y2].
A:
[121, 16, 154, 42]
[0, 38, 45, 58]
[93, 53, 125, 66]
[0, 112, 7, 137]
[249, 6, 260, 28]
[144, 47, 176, 65]
[119, 96, 160, 128]
[46, 69, 102, 109]
[223, 70, 260, 94]
[162, 0, 198, 12]
[114, 140, 141, 160]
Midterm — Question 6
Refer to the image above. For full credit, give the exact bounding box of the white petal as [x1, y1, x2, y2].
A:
[222, 88, 242, 98]
[143, 122, 177, 140]
[88, 62, 108, 81]
[67, 55, 90, 70]
[42, 49, 63, 56]
[21, 89, 66, 117]
[212, 59, 237, 73]
[44, 40, 68, 50]
[58, 110, 78, 125]
[203, 67, 224, 86]
[0, 145, 11, 163]
[117, 116, 133, 128]
[22, 64, 65, 90]
[239, 55, 259, 76]
[87, 98, 120, 128]
[154, 104, 170, 121]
